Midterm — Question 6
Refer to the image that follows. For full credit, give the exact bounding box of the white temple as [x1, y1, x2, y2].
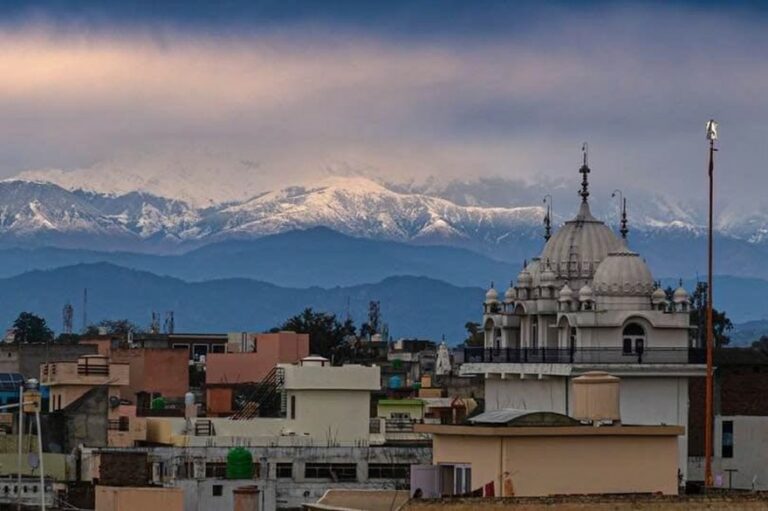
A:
[461, 150, 705, 479]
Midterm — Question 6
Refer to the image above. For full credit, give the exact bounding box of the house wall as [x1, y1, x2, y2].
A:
[485, 377, 567, 414]
[483, 375, 689, 478]
[95, 486, 184, 511]
[377, 402, 425, 419]
[290, 389, 372, 444]
[431, 433, 679, 496]
[111, 348, 189, 400]
[206, 333, 309, 385]
[206, 387, 233, 416]
[206, 353, 276, 385]
[698, 415, 768, 490]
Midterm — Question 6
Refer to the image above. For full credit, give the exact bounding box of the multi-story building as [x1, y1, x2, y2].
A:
[80, 356, 431, 510]
[461, 155, 706, 479]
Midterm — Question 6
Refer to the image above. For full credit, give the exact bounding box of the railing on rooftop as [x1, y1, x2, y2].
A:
[107, 417, 130, 432]
[463, 347, 705, 365]
[77, 364, 109, 376]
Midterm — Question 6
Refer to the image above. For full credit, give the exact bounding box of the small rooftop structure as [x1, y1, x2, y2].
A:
[467, 409, 580, 427]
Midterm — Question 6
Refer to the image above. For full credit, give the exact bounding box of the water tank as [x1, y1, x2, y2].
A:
[388, 375, 402, 389]
[150, 396, 166, 410]
[572, 371, 621, 423]
[226, 447, 254, 479]
[184, 392, 195, 406]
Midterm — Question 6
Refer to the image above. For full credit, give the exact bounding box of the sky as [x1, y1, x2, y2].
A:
[0, 1, 767, 206]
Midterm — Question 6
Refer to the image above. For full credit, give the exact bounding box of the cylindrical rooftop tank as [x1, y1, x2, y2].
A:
[184, 392, 195, 406]
[150, 396, 166, 410]
[226, 447, 254, 479]
[572, 371, 621, 423]
[388, 375, 402, 389]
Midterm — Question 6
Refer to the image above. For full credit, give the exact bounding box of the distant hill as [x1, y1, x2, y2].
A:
[0, 227, 521, 288]
[0, 263, 483, 343]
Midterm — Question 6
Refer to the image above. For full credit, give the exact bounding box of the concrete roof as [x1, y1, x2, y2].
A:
[415, 423, 684, 437]
[307, 489, 411, 511]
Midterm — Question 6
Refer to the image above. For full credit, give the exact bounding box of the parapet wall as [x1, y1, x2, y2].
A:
[404, 493, 768, 511]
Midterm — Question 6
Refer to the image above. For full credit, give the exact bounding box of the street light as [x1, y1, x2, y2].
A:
[704, 119, 718, 489]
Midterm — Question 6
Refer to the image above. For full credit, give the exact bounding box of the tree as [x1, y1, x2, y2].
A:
[464, 321, 484, 347]
[278, 308, 353, 359]
[689, 282, 733, 347]
[13, 312, 53, 343]
[84, 319, 142, 337]
[753, 335, 768, 356]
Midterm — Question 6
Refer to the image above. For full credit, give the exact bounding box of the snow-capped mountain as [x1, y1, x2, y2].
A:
[212, 176, 543, 244]
[0, 176, 544, 254]
[0, 172, 766, 262]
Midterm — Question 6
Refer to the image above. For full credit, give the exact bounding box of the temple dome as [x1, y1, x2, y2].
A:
[485, 286, 498, 303]
[672, 285, 689, 304]
[592, 244, 654, 296]
[652, 287, 667, 305]
[540, 202, 622, 280]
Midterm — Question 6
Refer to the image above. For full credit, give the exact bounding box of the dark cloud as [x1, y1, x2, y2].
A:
[0, 2, 765, 206]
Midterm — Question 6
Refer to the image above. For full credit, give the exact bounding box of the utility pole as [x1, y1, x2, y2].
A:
[704, 119, 718, 489]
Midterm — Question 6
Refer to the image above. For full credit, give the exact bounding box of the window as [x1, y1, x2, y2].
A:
[212, 484, 223, 497]
[454, 465, 472, 495]
[290, 396, 296, 419]
[391, 412, 411, 419]
[368, 464, 410, 480]
[722, 420, 734, 458]
[276, 463, 293, 479]
[211, 344, 226, 353]
[622, 323, 646, 355]
[569, 327, 577, 349]
[304, 463, 357, 481]
[531, 317, 538, 349]
[205, 462, 227, 478]
[192, 344, 209, 361]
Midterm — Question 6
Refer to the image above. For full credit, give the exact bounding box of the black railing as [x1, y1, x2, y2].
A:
[463, 347, 705, 365]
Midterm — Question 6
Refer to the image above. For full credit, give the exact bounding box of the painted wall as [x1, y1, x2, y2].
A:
[483, 375, 690, 478]
[432, 432, 680, 496]
[485, 377, 567, 414]
[95, 485, 184, 511]
[111, 348, 190, 400]
[206, 332, 309, 385]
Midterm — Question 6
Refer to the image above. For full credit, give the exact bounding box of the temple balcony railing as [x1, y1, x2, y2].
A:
[463, 347, 705, 365]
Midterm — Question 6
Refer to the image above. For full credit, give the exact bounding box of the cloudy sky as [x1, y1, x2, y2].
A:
[0, 1, 766, 205]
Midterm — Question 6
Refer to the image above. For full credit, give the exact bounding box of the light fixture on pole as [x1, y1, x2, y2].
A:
[704, 118, 718, 489]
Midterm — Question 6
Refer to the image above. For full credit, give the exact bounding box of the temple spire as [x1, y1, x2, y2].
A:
[619, 197, 629, 239]
[543, 195, 552, 241]
[579, 142, 590, 203]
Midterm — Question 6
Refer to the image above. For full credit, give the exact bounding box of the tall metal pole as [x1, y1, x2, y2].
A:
[17, 386, 23, 511]
[704, 120, 717, 488]
[35, 410, 45, 511]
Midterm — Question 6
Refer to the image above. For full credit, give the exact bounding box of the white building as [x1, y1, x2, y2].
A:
[461, 152, 705, 479]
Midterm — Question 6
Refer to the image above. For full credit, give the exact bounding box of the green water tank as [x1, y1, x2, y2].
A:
[150, 396, 166, 410]
[226, 447, 254, 479]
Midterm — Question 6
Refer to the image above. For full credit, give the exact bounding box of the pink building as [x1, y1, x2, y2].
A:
[205, 331, 309, 416]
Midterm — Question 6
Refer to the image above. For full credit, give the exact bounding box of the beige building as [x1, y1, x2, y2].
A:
[146, 357, 381, 447]
[415, 372, 682, 497]
[40, 354, 129, 412]
[418, 420, 682, 497]
[95, 486, 184, 511]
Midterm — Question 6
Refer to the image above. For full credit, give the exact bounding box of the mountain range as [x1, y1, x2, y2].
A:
[0, 263, 483, 343]
[0, 175, 768, 281]
[0, 169, 765, 343]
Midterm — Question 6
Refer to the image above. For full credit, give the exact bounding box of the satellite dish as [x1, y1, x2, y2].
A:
[28, 453, 39, 470]
[109, 396, 121, 409]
